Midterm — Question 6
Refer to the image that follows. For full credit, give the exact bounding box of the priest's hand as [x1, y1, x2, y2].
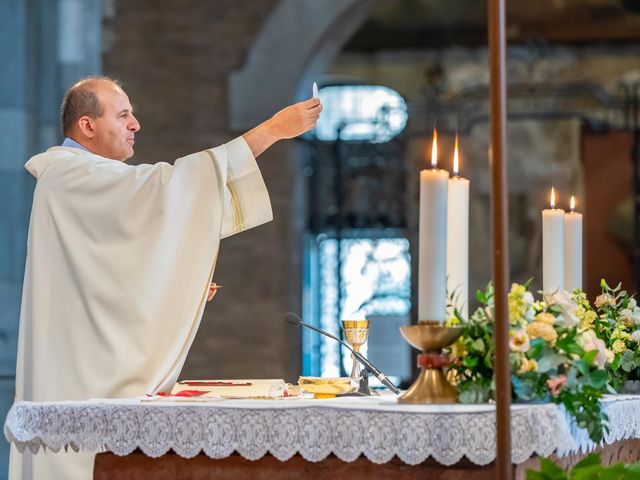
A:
[207, 282, 220, 301]
[269, 98, 322, 140]
[243, 97, 322, 157]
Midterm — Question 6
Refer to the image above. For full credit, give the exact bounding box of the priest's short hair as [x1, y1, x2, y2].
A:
[60, 76, 122, 136]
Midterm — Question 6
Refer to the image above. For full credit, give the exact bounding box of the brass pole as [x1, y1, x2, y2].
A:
[488, 0, 512, 478]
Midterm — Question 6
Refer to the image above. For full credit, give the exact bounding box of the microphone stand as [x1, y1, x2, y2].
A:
[285, 313, 400, 395]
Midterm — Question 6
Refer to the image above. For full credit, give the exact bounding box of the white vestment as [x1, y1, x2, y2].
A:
[8, 137, 272, 480]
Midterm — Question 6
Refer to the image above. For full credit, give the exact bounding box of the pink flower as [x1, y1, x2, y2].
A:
[547, 375, 567, 397]
[595, 294, 614, 309]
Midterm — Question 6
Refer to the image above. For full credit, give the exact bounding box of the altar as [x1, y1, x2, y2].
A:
[6, 394, 640, 479]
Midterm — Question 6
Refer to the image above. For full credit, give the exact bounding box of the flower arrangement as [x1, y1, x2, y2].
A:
[445, 279, 640, 443]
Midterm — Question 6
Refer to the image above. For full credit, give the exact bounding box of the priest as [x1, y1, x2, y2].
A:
[9, 76, 322, 480]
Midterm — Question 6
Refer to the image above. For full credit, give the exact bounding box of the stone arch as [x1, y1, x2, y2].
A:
[228, 0, 379, 130]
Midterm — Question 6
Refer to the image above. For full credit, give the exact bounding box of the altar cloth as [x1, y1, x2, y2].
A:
[5, 395, 640, 466]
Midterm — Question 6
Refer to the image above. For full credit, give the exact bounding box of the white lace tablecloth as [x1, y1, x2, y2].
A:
[5, 394, 640, 466]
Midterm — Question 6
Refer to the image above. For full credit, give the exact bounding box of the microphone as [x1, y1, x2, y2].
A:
[285, 312, 400, 394]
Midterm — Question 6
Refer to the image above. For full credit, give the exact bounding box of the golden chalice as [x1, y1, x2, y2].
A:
[398, 320, 463, 404]
[341, 320, 372, 394]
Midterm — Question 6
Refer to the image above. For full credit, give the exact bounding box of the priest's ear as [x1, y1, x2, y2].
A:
[77, 116, 97, 139]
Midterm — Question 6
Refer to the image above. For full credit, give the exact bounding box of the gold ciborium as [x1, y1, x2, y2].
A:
[341, 320, 373, 395]
[398, 320, 463, 404]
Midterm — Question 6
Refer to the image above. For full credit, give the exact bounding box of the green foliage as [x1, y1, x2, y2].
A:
[527, 457, 566, 480]
[526, 453, 640, 480]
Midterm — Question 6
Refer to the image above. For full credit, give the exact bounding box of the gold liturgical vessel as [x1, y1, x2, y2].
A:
[341, 320, 375, 396]
[398, 321, 463, 404]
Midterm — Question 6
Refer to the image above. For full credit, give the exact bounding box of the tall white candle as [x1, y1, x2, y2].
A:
[542, 187, 565, 292]
[564, 195, 583, 292]
[419, 130, 449, 322]
[446, 135, 469, 318]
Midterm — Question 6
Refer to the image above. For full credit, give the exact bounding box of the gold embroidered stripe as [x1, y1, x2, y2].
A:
[227, 182, 245, 232]
[205, 150, 243, 231]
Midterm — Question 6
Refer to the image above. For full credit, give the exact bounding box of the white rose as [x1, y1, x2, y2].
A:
[523, 291, 534, 306]
[632, 330, 640, 343]
[605, 348, 615, 364]
[629, 298, 637, 310]
[546, 290, 579, 327]
[620, 309, 636, 327]
[577, 330, 610, 369]
[525, 306, 535, 322]
[577, 329, 597, 350]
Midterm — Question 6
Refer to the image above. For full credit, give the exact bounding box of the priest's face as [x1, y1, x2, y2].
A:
[91, 82, 141, 161]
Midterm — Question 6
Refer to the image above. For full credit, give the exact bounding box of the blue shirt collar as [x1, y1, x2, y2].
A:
[61, 137, 91, 153]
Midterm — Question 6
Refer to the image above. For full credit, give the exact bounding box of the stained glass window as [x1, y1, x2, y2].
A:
[305, 236, 411, 379]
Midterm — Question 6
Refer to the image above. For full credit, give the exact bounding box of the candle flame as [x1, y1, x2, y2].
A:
[431, 129, 438, 168]
[453, 134, 459, 175]
[570, 195, 575, 211]
[550, 187, 556, 209]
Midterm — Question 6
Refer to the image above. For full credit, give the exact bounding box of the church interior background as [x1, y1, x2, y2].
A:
[2, 0, 640, 476]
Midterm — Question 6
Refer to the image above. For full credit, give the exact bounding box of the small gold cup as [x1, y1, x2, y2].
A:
[341, 320, 370, 387]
